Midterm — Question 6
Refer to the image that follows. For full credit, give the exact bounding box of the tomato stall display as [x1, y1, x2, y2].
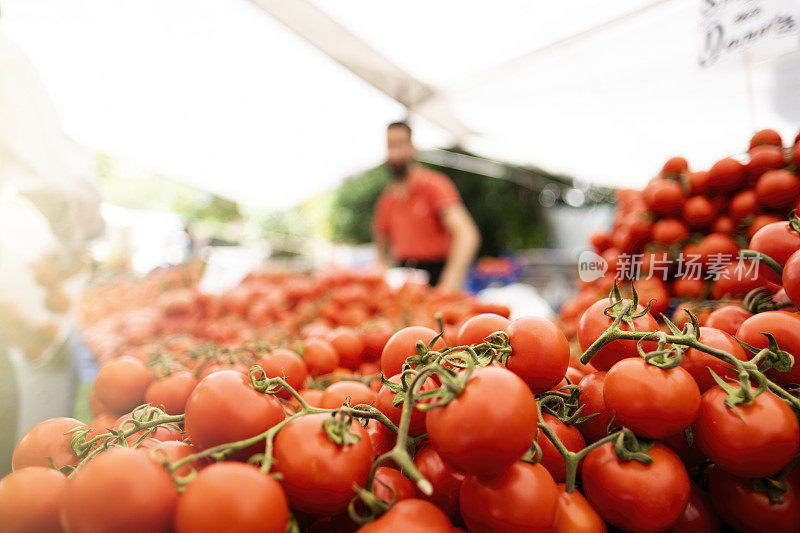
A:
[4, 129, 800, 532]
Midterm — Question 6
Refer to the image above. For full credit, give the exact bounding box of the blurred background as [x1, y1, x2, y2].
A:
[1, 0, 799, 471]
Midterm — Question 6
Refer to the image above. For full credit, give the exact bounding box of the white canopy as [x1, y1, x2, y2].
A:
[2, 0, 800, 208]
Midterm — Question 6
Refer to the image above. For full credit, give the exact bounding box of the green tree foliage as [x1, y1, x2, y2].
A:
[330, 157, 549, 256]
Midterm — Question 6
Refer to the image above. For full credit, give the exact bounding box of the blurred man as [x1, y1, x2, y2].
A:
[373, 121, 480, 290]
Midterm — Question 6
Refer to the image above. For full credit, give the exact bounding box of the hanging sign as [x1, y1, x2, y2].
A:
[699, 0, 800, 67]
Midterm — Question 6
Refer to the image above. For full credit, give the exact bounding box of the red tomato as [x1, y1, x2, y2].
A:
[61, 448, 178, 533]
[652, 218, 689, 246]
[94, 356, 153, 415]
[539, 414, 586, 482]
[577, 299, 658, 372]
[506, 316, 570, 392]
[365, 418, 395, 458]
[11, 417, 86, 471]
[552, 484, 608, 533]
[747, 144, 786, 179]
[661, 431, 707, 468]
[184, 370, 285, 458]
[357, 499, 453, 532]
[590, 231, 614, 253]
[425, 366, 537, 478]
[257, 348, 308, 398]
[750, 128, 783, 150]
[273, 412, 373, 515]
[736, 311, 800, 384]
[297, 388, 324, 407]
[708, 466, 800, 533]
[146, 440, 207, 477]
[371, 467, 415, 504]
[663, 156, 689, 176]
[380, 326, 445, 377]
[604, 358, 700, 439]
[693, 386, 799, 478]
[682, 196, 717, 230]
[644, 179, 685, 217]
[708, 157, 745, 193]
[665, 482, 721, 533]
[88, 412, 117, 437]
[704, 305, 752, 336]
[174, 462, 288, 533]
[144, 371, 198, 415]
[783, 248, 800, 307]
[688, 170, 709, 196]
[328, 328, 366, 369]
[375, 374, 435, 436]
[361, 321, 394, 360]
[729, 189, 759, 221]
[712, 215, 735, 234]
[576, 372, 614, 444]
[757, 169, 800, 209]
[302, 339, 340, 377]
[696, 233, 739, 266]
[681, 326, 749, 392]
[672, 277, 706, 299]
[459, 462, 559, 533]
[413, 444, 465, 522]
[582, 442, 690, 532]
[0, 467, 67, 533]
[455, 313, 510, 346]
[319, 380, 377, 409]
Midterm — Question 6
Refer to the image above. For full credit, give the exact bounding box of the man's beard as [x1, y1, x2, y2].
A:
[387, 160, 409, 179]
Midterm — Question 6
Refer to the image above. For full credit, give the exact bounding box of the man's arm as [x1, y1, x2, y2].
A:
[438, 204, 481, 291]
[374, 234, 390, 270]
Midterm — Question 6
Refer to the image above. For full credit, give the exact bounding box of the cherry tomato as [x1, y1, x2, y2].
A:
[688, 170, 709, 196]
[708, 466, 800, 533]
[693, 386, 799, 478]
[708, 157, 745, 193]
[319, 380, 377, 409]
[710, 258, 781, 300]
[757, 169, 800, 209]
[681, 326, 749, 392]
[750, 128, 783, 150]
[297, 388, 324, 407]
[381, 326, 445, 377]
[174, 462, 288, 533]
[273, 412, 373, 515]
[0, 467, 67, 533]
[747, 144, 786, 178]
[61, 448, 178, 533]
[736, 311, 800, 384]
[652, 218, 689, 246]
[747, 214, 784, 240]
[696, 233, 739, 265]
[581, 442, 690, 532]
[455, 313, 510, 346]
[12, 417, 86, 471]
[365, 418, 395, 458]
[371, 467, 415, 504]
[663, 156, 689, 176]
[577, 299, 658, 371]
[782, 248, 800, 307]
[539, 414, 586, 482]
[459, 462, 559, 533]
[712, 215, 735, 234]
[704, 305, 752, 336]
[730, 189, 759, 221]
[146, 440, 207, 477]
[94, 356, 153, 415]
[425, 366, 537, 478]
[644, 179, 684, 216]
[683, 196, 716, 230]
[604, 357, 700, 439]
[257, 348, 308, 398]
[576, 372, 614, 444]
[672, 277, 706, 299]
[552, 483, 608, 533]
[184, 370, 285, 458]
[357, 499, 453, 532]
[665, 481, 721, 533]
[413, 444, 465, 523]
[144, 371, 198, 415]
[506, 316, 570, 392]
[302, 339, 340, 377]
[328, 328, 366, 369]
[375, 373, 435, 436]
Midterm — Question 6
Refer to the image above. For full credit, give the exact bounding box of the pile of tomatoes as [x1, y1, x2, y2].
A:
[561, 128, 800, 336]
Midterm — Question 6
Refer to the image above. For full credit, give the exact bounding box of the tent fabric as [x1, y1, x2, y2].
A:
[2, 0, 800, 208]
